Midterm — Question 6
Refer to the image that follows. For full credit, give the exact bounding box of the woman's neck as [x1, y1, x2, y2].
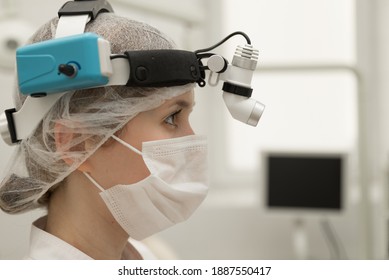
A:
[45, 171, 140, 260]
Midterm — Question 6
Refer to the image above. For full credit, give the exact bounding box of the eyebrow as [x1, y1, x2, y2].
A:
[171, 100, 195, 109]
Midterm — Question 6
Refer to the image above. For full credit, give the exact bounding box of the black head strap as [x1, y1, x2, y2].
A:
[58, 0, 114, 20]
[125, 50, 205, 87]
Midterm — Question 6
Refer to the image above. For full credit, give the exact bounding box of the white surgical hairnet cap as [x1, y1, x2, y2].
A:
[0, 13, 194, 213]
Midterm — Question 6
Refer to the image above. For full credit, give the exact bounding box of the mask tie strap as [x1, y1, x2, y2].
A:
[111, 135, 143, 156]
[83, 172, 105, 192]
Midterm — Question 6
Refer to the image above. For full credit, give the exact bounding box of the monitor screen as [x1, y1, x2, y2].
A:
[266, 154, 343, 210]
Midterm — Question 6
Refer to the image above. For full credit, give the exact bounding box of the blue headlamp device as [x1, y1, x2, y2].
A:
[0, 0, 265, 145]
[17, 33, 203, 95]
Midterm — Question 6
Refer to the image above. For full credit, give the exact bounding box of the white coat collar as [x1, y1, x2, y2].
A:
[27, 216, 92, 260]
[26, 216, 156, 260]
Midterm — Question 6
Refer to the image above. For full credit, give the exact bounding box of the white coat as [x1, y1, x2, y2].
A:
[25, 216, 156, 260]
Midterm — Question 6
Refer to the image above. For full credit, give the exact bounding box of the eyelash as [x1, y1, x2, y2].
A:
[164, 109, 182, 127]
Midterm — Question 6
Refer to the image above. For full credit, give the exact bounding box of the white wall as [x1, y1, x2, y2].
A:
[152, 0, 366, 260]
[170, 0, 365, 260]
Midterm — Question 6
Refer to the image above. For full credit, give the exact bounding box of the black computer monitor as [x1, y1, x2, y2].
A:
[264, 152, 343, 211]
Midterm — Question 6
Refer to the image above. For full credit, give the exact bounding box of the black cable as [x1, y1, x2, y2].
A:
[194, 31, 251, 55]
[196, 52, 217, 59]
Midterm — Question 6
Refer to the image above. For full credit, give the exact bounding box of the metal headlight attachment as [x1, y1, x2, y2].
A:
[198, 40, 265, 127]
[222, 92, 265, 126]
[222, 44, 264, 126]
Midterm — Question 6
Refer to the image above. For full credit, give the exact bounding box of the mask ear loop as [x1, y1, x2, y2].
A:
[84, 135, 143, 192]
[83, 172, 105, 192]
[111, 135, 143, 156]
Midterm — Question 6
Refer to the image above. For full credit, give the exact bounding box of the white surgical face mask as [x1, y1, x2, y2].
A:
[84, 134, 208, 240]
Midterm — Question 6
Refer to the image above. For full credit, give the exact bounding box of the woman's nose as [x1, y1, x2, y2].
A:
[182, 122, 195, 136]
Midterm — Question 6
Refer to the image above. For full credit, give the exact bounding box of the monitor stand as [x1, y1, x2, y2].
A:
[293, 218, 309, 259]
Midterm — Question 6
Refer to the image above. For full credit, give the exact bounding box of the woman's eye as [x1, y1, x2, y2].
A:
[164, 110, 181, 127]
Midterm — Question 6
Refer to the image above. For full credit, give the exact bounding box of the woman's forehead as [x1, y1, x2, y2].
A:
[162, 90, 195, 108]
